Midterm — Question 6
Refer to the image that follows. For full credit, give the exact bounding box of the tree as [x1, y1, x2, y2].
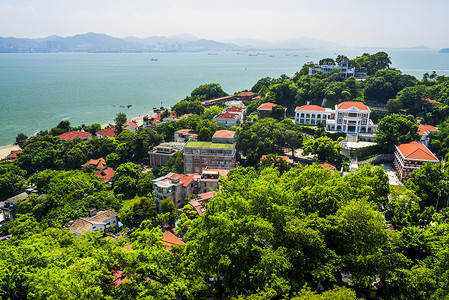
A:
[319, 58, 336, 65]
[160, 198, 179, 226]
[121, 196, 160, 229]
[115, 162, 140, 179]
[303, 136, 345, 168]
[114, 112, 127, 135]
[64, 147, 85, 170]
[364, 77, 394, 103]
[15, 132, 28, 148]
[0, 162, 26, 200]
[113, 176, 137, 198]
[156, 151, 184, 177]
[374, 114, 420, 152]
[270, 105, 285, 121]
[187, 83, 228, 101]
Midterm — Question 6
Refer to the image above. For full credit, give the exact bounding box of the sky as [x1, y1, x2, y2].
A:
[0, 0, 448, 48]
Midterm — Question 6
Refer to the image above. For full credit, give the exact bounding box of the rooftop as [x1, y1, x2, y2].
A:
[162, 231, 185, 249]
[97, 127, 116, 137]
[57, 131, 91, 141]
[396, 141, 439, 161]
[295, 104, 326, 112]
[83, 157, 107, 169]
[258, 102, 277, 110]
[418, 124, 439, 135]
[185, 141, 235, 149]
[212, 130, 235, 139]
[95, 168, 115, 182]
[336, 101, 370, 111]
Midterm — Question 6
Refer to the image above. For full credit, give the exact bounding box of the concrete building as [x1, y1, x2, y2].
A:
[393, 141, 439, 182]
[153, 173, 201, 209]
[184, 141, 236, 173]
[148, 142, 185, 171]
[213, 106, 246, 129]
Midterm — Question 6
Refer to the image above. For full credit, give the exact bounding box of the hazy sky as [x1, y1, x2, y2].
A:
[1, 0, 448, 48]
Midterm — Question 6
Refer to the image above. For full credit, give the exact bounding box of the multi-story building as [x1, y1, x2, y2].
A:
[308, 56, 356, 78]
[153, 173, 201, 209]
[418, 124, 439, 147]
[213, 106, 246, 128]
[184, 141, 236, 173]
[295, 101, 375, 133]
[295, 104, 333, 126]
[148, 142, 185, 171]
[328, 101, 373, 133]
[393, 141, 439, 182]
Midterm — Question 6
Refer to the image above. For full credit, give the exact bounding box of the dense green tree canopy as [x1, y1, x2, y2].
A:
[374, 114, 420, 152]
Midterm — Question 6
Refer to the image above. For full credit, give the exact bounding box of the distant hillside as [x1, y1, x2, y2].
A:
[0, 32, 344, 53]
[222, 37, 341, 49]
[440, 48, 449, 53]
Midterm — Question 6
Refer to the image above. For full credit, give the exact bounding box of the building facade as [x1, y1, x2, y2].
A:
[153, 173, 200, 209]
[295, 104, 332, 126]
[418, 124, 439, 147]
[184, 141, 236, 173]
[148, 142, 185, 171]
[393, 141, 439, 182]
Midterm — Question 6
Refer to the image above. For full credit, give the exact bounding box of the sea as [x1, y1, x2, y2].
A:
[1, 48, 449, 147]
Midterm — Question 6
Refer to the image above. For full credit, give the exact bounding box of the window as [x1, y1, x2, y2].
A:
[317, 114, 321, 119]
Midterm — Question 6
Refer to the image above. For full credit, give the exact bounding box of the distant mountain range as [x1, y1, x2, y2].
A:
[0, 32, 341, 53]
[440, 48, 449, 53]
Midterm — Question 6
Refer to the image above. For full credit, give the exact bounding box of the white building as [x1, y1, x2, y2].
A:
[295, 105, 333, 126]
[417, 124, 439, 147]
[295, 101, 376, 134]
[309, 56, 356, 78]
[68, 210, 119, 237]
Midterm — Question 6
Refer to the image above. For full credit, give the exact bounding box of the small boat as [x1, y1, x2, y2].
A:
[151, 58, 158, 61]
[269, 55, 275, 57]
[208, 53, 218, 55]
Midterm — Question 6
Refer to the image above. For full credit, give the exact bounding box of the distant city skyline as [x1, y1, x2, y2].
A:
[1, 0, 448, 49]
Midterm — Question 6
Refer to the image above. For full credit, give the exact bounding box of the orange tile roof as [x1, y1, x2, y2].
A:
[57, 131, 91, 141]
[421, 98, 438, 103]
[95, 168, 115, 182]
[396, 141, 438, 161]
[336, 101, 369, 111]
[258, 102, 277, 110]
[198, 191, 215, 201]
[295, 105, 325, 112]
[84, 157, 107, 169]
[212, 130, 235, 139]
[162, 231, 185, 249]
[318, 162, 337, 172]
[418, 124, 439, 135]
[237, 91, 257, 97]
[260, 155, 293, 164]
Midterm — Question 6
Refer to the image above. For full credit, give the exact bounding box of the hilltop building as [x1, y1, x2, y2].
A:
[295, 101, 375, 134]
[148, 142, 185, 171]
[308, 56, 355, 78]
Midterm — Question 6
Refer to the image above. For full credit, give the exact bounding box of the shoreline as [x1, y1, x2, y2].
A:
[0, 110, 160, 155]
[0, 144, 20, 161]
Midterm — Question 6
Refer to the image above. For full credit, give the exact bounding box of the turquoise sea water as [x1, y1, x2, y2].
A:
[1, 49, 449, 146]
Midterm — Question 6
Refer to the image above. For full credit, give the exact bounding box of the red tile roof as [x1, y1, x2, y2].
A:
[95, 168, 115, 182]
[216, 111, 239, 120]
[336, 101, 369, 111]
[295, 105, 326, 112]
[170, 173, 200, 187]
[97, 127, 116, 137]
[258, 102, 277, 110]
[418, 124, 439, 135]
[124, 121, 137, 128]
[227, 106, 246, 113]
[212, 130, 235, 139]
[318, 162, 337, 172]
[396, 141, 438, 161]
[57, 131, 91, 141]
[6, 149, 22, 161]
